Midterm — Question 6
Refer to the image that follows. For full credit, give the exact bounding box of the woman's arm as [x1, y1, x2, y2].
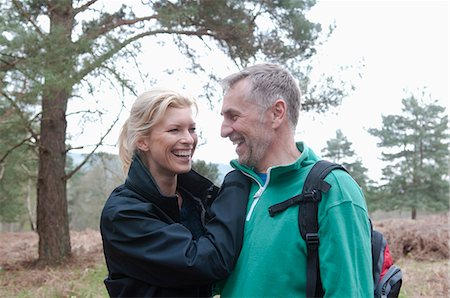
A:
[100, 170, 250, 287]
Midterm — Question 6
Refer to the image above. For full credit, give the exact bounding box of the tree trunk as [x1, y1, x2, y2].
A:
[411, 207, 417, 220]
[26, 177, 36, 231]
[36, 0, 74, 266]
[37, 89, 71, 265]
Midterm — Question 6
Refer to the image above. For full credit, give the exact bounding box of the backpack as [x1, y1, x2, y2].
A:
[268, 160, 403, 298]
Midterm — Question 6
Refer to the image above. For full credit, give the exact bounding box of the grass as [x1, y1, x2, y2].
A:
[65, 264, 109, 298]
[0, 262, 109, 298]
[397, 258, 449, 298]
[1, 258, 448, 297]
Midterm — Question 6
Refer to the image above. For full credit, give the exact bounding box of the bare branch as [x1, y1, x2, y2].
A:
[0, 163, 4, 180]
[21, 164, 36, 231]
[73, 0, 98, 15]
[65, 106, 123, 180]
[99, 64, 137, 95]
[66, 108, 101, 117]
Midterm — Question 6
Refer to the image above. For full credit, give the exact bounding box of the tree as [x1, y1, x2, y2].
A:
[368, 91, 449, 219]
[321, 129, 373, 192]
[0, 0, 343, 265]
[0, 101, 37, 229]
[321, 129, 355, 162]
[192, 159, 220, 185]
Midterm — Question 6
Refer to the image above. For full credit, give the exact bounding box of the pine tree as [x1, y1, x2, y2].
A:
[1, 0, 345, 265]
[368, 91, 449, 219]
[321, 129, 373, 192]
[192, 159, 220, 185]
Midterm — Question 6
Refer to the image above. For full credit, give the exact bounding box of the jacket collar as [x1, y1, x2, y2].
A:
[125, 153, 218, 220]
[125, 153, 179, 220]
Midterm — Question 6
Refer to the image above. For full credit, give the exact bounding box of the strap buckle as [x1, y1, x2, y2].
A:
[302, 190, 321, 202]
[305, 233, 319, 250]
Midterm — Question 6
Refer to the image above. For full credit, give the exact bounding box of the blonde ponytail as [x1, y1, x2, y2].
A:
[118, 118, 133, 175]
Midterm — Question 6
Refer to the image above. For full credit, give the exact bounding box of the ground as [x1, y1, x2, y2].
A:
[0, 213, 448, 297]
[0, 229, 103, 269]
[0, 229, 105, 297]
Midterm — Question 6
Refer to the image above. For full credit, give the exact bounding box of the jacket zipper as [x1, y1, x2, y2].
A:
[246, 188, 262, 221]
[245, 169, 271, 221]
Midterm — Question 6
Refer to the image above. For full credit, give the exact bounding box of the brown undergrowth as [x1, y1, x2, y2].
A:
[373, 213, 449, 261]
[0, 230, 106, 297]
[0, 214, 448, 297]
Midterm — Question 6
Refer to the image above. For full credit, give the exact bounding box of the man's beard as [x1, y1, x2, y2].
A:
[239, 127, 273, 170]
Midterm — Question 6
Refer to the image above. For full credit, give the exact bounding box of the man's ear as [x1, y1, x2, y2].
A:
[136, 138, 150, 151]
[271, 99, 287, 128]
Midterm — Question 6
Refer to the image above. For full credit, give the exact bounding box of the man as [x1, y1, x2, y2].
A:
[218, 63, 373, 297]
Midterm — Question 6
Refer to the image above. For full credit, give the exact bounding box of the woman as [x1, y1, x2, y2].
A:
[100, 88, 250, 297]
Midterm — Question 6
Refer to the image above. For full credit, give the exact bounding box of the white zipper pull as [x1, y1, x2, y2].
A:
[246, 188, 263, 221]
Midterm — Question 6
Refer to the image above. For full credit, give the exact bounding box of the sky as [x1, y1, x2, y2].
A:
[68, 0, 449, 182]
[195, 0, 449, 181]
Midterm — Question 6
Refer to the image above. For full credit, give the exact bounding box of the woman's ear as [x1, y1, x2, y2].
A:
[271, 99, 287, 128]
[136, 138, 150, 151]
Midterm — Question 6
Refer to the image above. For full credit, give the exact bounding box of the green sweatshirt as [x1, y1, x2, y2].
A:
[219, 142, 373, 297]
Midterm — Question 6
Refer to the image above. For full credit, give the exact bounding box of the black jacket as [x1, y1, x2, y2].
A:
[100, 154, 249, 297]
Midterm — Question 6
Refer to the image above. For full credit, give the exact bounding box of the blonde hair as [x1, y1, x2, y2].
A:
[118, 88, 198, 174]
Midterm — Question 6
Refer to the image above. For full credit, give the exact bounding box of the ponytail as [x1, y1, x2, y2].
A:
[118, 119, 133, 175]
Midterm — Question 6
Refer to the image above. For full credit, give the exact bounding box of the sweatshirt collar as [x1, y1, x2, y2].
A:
[231, 142, 319, 181]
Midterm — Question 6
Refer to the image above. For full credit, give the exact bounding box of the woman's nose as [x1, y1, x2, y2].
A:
[180, 130, 195, 144]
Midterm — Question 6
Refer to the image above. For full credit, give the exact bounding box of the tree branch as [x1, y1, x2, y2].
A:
[21, 164, 36, 231]
[0, 53, 24, 72]
[1, 91, 40, 142]
[12, 0, 44, 37]
[73, 0, 98, 15]
[77, 13, 159, 44]
[65, 105, 123, 180]
[0, 136, 32, 164]
[0, 162, 4, 181]
[76, 28, 212, 81]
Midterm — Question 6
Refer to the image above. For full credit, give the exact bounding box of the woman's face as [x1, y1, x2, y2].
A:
[137, 106, 197, 179]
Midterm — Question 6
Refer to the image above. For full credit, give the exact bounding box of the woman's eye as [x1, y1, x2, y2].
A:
[189, 127, 196, 133]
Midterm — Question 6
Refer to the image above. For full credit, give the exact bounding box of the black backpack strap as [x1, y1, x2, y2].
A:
[300, 160, 348, 298]
[370, 219, 384, 286]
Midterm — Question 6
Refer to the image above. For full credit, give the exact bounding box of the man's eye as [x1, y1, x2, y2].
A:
[169, 129, 178, 133]
[189, 127, 197, 133]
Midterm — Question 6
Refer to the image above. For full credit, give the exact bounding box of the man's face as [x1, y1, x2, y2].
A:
[220, 79, 274, 171]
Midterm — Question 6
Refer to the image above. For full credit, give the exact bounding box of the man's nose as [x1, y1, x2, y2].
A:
[220, 120, 233, 138]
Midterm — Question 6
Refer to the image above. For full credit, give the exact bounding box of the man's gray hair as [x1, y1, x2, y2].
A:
[220, 63, 302, 129]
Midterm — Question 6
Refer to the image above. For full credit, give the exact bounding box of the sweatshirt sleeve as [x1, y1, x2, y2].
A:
[318, 170, 374, 297]
[100, 170, 250, 288]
